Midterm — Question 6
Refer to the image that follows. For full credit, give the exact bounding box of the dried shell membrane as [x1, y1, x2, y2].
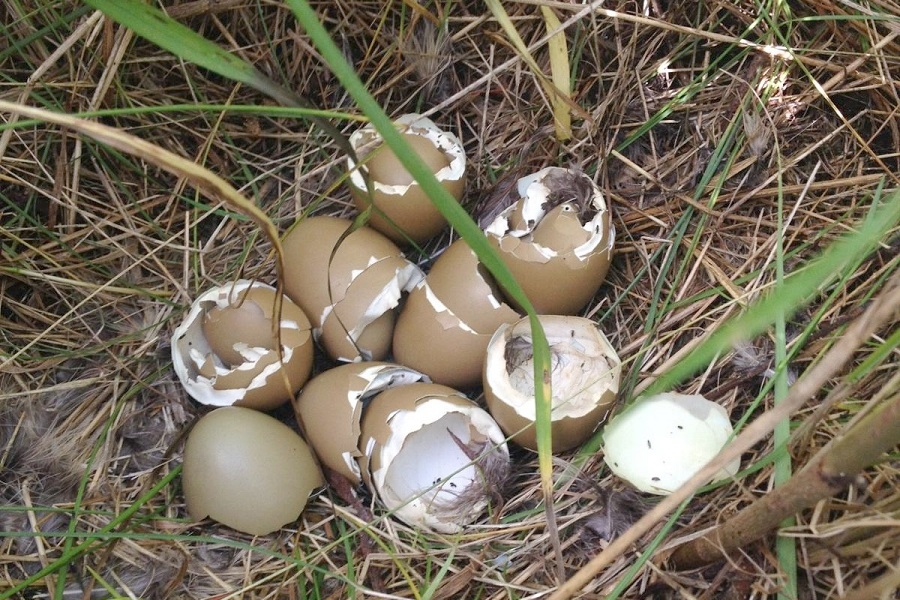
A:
[347, 113, 466, 244]
[171, 280, 314, 410]
[483, 315, 620, 452]
[484, 167, 614, 314]
[602, 392, 740, 494]
[359, 383, 510, 533]
[293, 362, 429, 485]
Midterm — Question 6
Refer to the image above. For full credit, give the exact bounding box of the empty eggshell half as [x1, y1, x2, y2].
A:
[483, 315, 620, 452]
[602, 392, 740, 495]
[484, 167, 614, 314]
[359, 383, 510, 533]
[293, 361, 430, 484]
[393, 240, 521, 388]
[347, 114, 466, 244]
[171, 280, 314, 410]
[281, 216, 423, 362]
[182, 406, 323, 536]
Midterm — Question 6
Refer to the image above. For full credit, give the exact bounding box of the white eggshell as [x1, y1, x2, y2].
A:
[602, 392, 740, 494]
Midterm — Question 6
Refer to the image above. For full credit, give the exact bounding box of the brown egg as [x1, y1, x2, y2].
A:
[393, 240, 521, 388]
[171, 281, 314, 410]
[484, 167, 614, 314]
[347, 114, 466, 244]
[293, 362, 429, 484]
[182, 406, 323, 536]
[483, 315, 621, 452]
[281, 215, 423, 362]
[358, 383, 509, 533]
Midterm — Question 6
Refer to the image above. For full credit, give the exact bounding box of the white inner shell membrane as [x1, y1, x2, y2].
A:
[484, 167, 611, 261]
[505, 335, 615, 421]
[172, 281, 305, 406]
[373, 399, 507, 530]
[602, 393, 740, 494]
[347, 114, 465, 195]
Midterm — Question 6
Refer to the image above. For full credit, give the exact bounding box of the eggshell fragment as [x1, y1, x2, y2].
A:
[281, 216, 423, 362]
[392, 240, 521, 388]
[484, 167, 614, 314]
[602, 392, 740, 495]
[293, 362, 429, 484]
[359, 383, 510, 533]
[171, 281, 314, 410]
[182, 406, 323, 536]
[483, 315, 620, 452]
[347, 114, 466, 244]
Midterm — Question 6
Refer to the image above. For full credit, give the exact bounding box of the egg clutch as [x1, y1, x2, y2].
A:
[171, 114, 738, 536]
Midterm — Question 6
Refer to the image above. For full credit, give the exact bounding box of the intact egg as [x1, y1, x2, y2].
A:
[171, 281, 314, 410]
[182, 406, 323, 535]
[483, 315, 621, 452]
[281, 215, 423, 362]
[358, 383, 510, 533]
[293, 362, 429, 485]
[602, 392, 740, 494]
[393, 240, 521, 388]
[347, 114, 466, 244]
[483, 167, 614, 314]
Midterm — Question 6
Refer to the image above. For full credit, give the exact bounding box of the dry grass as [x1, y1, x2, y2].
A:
[1, 0, 899, 598]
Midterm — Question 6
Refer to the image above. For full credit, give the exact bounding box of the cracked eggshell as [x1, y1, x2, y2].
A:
[171, 281, 314, 411]
[484, 167, 614, 314]
[602, 392, 740, 495]
[347, 114, 466, 244]
[293, 362, 429, 484]
[282, 216, 423, 362]
[483, 315, 620, 452]
[359, 383, 510, 533]
[182, 406, 323, 536]
[393, 240, 522, 388]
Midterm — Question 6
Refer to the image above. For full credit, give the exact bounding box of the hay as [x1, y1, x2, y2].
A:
[2, 0, 898, 598]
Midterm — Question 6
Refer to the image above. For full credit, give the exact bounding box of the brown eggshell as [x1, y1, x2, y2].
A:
[182, 406, 323, 536]
[392, 242, 521, 388]
[358, 383, 509, 532]
[483, 315, 621, 452]
[347, 114, 466, 244]
[484, 167, 614, 315]
[293, 362, 428, 484]
[318, 255, 415, 362]
[281, 215, 423, 361]
[171, 281, 314, 411]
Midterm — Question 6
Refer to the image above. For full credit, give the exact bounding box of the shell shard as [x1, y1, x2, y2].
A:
[484, 167, 614, 314]
[359, 383, 510, 533]
[483, 315, 621, 452]
[602, 392, 741, 494]
[347, 114, 466, 243]
[171, 281, 314, 410]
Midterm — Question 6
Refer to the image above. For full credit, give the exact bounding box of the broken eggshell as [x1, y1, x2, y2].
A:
[483, 315, 621, 453]
[602, 392, 740, 495]
[182, 406, 323, 536]
[347, 114, 466, 244]
[359, 383, 510, 533]
[293, 361, 429, 485]
[171, 280, 314, 411]
[281, 216, 423, 362]
[484, 167, 614, 314]
[392, 240, 521, 388]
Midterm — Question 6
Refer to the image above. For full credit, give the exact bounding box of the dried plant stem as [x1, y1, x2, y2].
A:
[551, 268, 900, 600]
[670, 384, 900, 569]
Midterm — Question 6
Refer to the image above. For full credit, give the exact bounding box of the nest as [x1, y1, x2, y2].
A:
[2, 0, 898, 598]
